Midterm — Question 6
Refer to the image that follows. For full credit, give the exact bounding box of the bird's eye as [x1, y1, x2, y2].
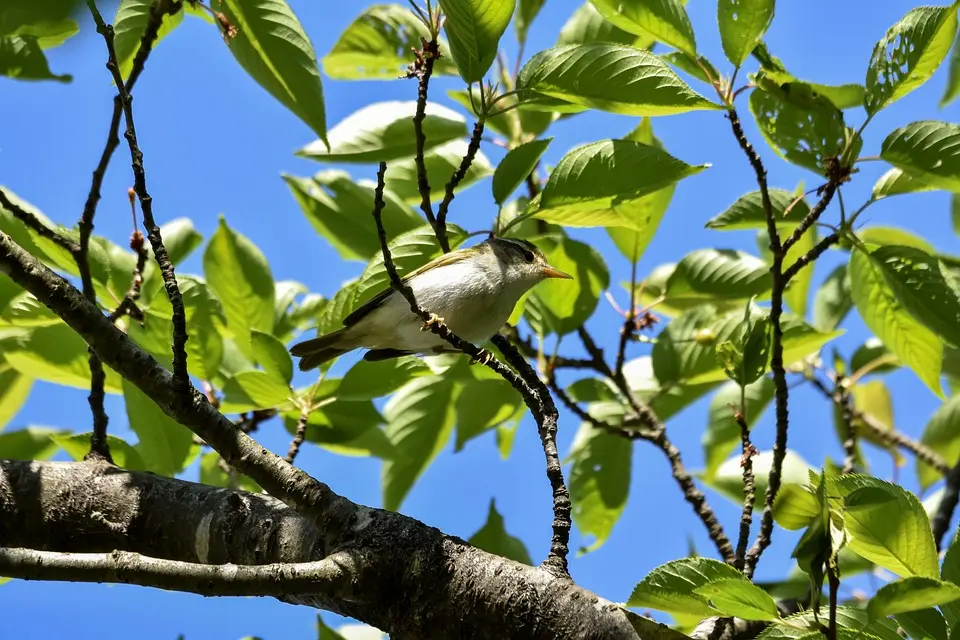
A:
[522, 250, 535, 263]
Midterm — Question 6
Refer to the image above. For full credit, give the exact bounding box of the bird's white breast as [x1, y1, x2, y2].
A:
[353, 258, 521, 352]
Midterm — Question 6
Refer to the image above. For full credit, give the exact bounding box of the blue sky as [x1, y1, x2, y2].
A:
[2, 0, 959, 637]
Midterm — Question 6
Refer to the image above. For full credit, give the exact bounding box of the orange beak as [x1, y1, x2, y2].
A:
[542, 265, 574, 280]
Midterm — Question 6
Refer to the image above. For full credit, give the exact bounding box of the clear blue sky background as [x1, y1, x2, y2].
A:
[2, 0, 958, 638]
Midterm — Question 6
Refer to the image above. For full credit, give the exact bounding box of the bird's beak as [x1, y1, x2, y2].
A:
[542, 265, 574, 280]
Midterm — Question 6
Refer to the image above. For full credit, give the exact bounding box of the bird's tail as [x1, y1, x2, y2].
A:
[290, 328, 354, 371]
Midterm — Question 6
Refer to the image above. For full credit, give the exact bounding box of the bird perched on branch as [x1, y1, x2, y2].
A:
[290, 237, 572, 370]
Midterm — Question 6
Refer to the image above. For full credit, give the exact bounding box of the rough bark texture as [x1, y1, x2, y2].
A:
[0, 460, 642, 638]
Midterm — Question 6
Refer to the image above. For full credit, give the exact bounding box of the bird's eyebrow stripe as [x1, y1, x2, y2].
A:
[497, 238, 538, 254]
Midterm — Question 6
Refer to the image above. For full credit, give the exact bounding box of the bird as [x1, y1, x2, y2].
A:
[289, 237, 573, 371]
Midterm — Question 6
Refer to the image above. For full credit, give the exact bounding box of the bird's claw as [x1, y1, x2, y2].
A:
[469, 349, 493, 366]
[420, 313, 445, 331]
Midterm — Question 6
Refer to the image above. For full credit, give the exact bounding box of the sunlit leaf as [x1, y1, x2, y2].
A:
[707, 188, 810, 230]
[382, 376, 455, 511]
[338, 357, 431, 400]
[880, 121, 960, 193]
[123, 379, 194, 477]
[702, 377, 775, 480]
[872, 168, 939, 200]
[298, 101, 466, 163]
[113, 0, 184, 80]
[439, 0, 515, 83]
[557, 2, 638, 47]
[718, 0, 774, 67]
[589, 0, 696, 55]
[454, 379, 521, 450]
[527, 235, 609, 335]
[627, 556, 746, 616]
[0, 426, 65, 460]
[918, 394, 960, 490]
[849, 248, 943, 397]
[865, 5, 959, 114]
[0, 35, 71, 82]
[468, 498, 532, 564]
[695, 578, 779, 621]
[666, 249, 770, 301]
[220, 370, 293, 413]
[52, 432, 147, 470]
[322, 4, 456, 80]
[661, 51, 720, 84]
[3, 323, 123, 393]
[383, 139, 493, 203]
[709, 449, 812, 510]
[493, 138, 552, 207]
[518, 43, 720, 116]
[868, 578, 960, 619]
[212, 0, 328, 142]
[943, 28, 960, 108]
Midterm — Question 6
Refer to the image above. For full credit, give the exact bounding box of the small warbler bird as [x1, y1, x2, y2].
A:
[290, 237, 572, 371]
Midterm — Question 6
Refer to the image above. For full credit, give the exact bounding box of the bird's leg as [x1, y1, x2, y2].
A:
[420, 313, 445, 331]
[469, 349, 493, 366]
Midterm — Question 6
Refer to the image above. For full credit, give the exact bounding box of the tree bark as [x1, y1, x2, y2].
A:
[0, 459, 643, 639]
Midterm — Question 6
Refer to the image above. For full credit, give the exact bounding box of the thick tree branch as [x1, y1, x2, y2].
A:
[87, 0, 191, 393]
[370, 163, 571, 574]
[0, 460, 639, 638]
[0, 548, 353, 599]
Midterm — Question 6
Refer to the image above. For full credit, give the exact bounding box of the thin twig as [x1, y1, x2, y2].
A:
[370, 162, 570, 574]
[0, 189, 78, 254]
[435, 120, 484, 252]
[285, 408, 310, 465]
[408, 38, 442, 247]
[734, 409, 757, 571]
[726, 107, 791, 580]
[837, 380, 857, 475]
[782, 181, 840, 253]
[806, 374, 950, 475]
[508, 327, 595, 370]
[614, 246, 639, 379]
[573, 326, 736, 564]
[782, 233, 840, 284]
[87, 0, 191, 394]
[827, 553, 839, 640]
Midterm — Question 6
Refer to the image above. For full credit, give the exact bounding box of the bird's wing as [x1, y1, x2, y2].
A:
[342, 249, 473, 327]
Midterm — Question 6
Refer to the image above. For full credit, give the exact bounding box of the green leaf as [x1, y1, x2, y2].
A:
[836, 475, 939, 578]
[895, 609, 948, 640]
[868, 245, 960, 348]
[707, 188, 810, 231]
[298, 101, 466, 163]
[284, 170, 421, 262]
[716, 302, 771, 387]
[204, 217, 275, 360]
[850, 337, 900, 376]
[942, 535, 960, 626]
[849, 248, 943, 397]
[518, 43, 720, 116]
[52, 432, 147, 470]
[122, 379, 194, 477]
[439, 0, 515, 83]
[448, 87, 555, 141]
[694, 578, 779, 621]
[8, 16, 78, 50]
[588, 0, 696, 55]
[159, 218, 204, 265]
[872, 168, 940, 200]
[468, 498, 532, 564]
[813, 264, 851, 332]
[718, 0, 775, 67]
[557, 3, 638, 47]
[0, 426, 65, 460]
[527, 235, 609, 335]
[667, 249, 770, 301]
[515, 0, 545, 45]
[0, 0, 84, 35]
[3, 323, 122, 393]
[281, 399, 382, 447]
[211, 0, 327, 143]
[454, 379, 522, 450]
[0, 364, 31, 431]
[0, 188, 76, 277]
[199, 451, 262, 493]
[865, 5, 959, 114]
[220, 370, 293, 413]
[943, 28, 960, 107]
[752, 43, 866, 110]
[338, 357, 431, 400]
[0, 35, 70, 82]
[569, 405, 631, 552]
[626, 557, 746, 616]
[493, 138, 552, 207]
[533, 139, 707, 228]
[623, 356, 719, 421]
[918, 394, 960, 490]
[653, 306, 840, 386]
[383, 139, 493, 204]
[112, 0, 183, 81]
[749, 84, 853, 174]
[382, 376, 455, 511]
[322, 4, 456, 80]
[881, 121, 960, 193]
[702, 378, 775, 480]
[250, 330, 292, 385]
[858, 226, 935, 253]
[661, 51, 720, 85]
[868, 578, 960, 619]
[756, 606, 902, 640]
[709, 449, 811, 510]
